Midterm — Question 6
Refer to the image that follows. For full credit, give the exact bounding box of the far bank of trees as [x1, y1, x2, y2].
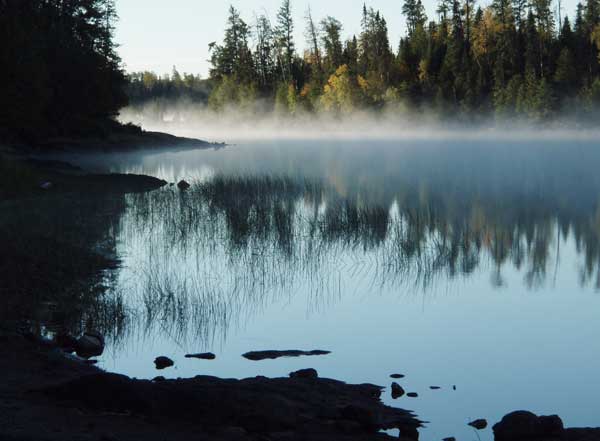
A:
[0, 0, 127, 140]
[205, 0, 600, 120]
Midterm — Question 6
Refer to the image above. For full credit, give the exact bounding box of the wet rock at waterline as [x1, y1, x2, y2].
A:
[390, 374, 405, 379]
[242, 349, 331, 361]
[430, 386, 441, 390]
[42, 372, 424, 440]
[289, 368, 318, 379]
[442, 437, 456, 441]
[185, 352, 216, 360]
[493, 411, 564, 440]
[468, 419, 488, 430]
[75, 331, 104, 358]
[406, 393, 419, 398]
[154, 356, 174, 370]
[153, 376, 166, 382]
[177, 180, 191, 190]
[391, 382, 405, 399]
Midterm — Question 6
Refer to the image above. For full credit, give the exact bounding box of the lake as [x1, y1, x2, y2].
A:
[59, 136, 600, 440]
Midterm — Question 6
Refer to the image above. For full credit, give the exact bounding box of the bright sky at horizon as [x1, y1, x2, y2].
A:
[115, 0, 581, 77]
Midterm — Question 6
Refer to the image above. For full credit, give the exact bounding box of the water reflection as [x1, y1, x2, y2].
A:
[108, 167, 600, 350]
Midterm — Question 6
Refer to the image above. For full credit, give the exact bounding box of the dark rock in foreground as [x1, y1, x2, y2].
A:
[494, 411, 563, 440]
[468, 419, 488, 430]
[42, 372, 423, 440]
[75, 331, 104, 358]
[154, 356, 174, 370]
[185, 352, 216, 360]
[242, 349, 331, 361]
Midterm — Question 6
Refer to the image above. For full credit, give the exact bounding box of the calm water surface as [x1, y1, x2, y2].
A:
[68, 138, 600, 440]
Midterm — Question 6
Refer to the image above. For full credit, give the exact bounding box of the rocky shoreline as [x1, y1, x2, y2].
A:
[1, 331, 600, 441]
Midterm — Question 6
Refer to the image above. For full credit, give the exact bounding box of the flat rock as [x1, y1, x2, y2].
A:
[185, 352, 216, 360]
[390, 374, 405, 379]
[42, 372, 424, 439]
[406, 393, 418, 398]
[429, 386, 441, 390]
[242, 349, 331, 361]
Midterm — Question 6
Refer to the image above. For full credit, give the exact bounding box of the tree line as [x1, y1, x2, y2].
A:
[0, 0, 127, 140]
[207, 0, 600, 120]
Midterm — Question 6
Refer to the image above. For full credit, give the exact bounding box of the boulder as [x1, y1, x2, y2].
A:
[154, 356, 174, 370]
[177, 180, 191, 190]
[493, 411, 564, 440]
[391, 382, 405, 399]
[289, 368, 318, 379]
[406, 392, 419, 398]
[75, 331, 105, 358]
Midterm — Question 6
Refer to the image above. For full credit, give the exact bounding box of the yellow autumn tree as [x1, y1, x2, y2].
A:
[320, 65, 361, 113]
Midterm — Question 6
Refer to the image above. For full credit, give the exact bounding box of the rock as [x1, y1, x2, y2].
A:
[340, 404, 377, 429]
[430, 386, 441, 390]
[399, 425, 420, 440]
[442, 438, 456, 441]
[75, 331, 105, 358]
[289, 368, 318, 379]
[242, 349, 331, 361]
[468, 419, 488, 430]
[391, 382, 405, 399]
[452, 385, 457, 390]
[84, 359, 98, 365]
[154, 356, 174, 370]
[390, 374, 405, 379]
[493, 411, 564, 440]
[185, 352, 216, 360]
[153, 376, 166, 382]
[406, 393, 419, 398]
[177, 180, 191, 190]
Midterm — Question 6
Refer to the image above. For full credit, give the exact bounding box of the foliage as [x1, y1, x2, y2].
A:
[0, 0, 127, 139]
[202, 0, 600, 120]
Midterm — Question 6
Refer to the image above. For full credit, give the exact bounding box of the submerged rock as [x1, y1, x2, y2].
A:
[242, 349, 331, 361]
[289, 368, 318, 379]
[177, 180, 191, 190]
[185, 352, 216, 360]
[391, 382, 405, 399]
[468, 419, 488, 430]
[493, 411, 564, 440]
[154, 356, 174, 370]
[75, 331, 105, 358]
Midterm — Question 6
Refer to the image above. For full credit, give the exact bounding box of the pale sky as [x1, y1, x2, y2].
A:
[115, 0, 580, 77]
